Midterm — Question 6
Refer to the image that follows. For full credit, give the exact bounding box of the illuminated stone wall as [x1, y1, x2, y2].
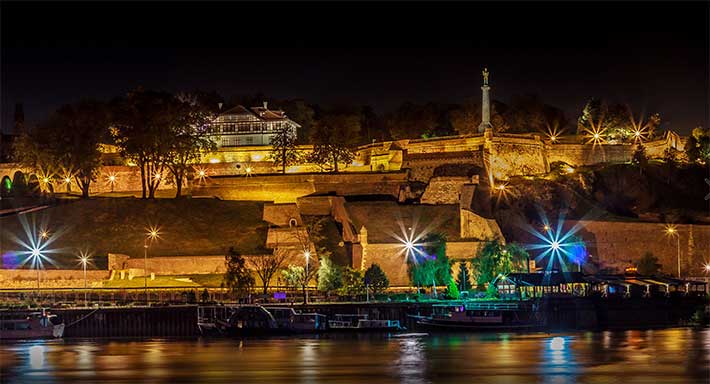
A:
[359, 241, 487, 286]
[192, 172, 408, 203]
[509, 220, 710, 276]
[420, 176, 472, 205]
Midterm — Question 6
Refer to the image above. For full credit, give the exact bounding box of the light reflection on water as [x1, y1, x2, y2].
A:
[1, 328, 708, 384]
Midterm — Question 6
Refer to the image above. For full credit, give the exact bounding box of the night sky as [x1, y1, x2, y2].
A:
[2, 1, 708, 134]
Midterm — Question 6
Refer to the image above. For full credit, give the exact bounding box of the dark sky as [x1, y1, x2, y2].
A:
[2, 1, 708, 134]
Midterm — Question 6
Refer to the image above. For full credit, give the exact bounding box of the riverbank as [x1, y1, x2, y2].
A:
[2, 295, 706, 338]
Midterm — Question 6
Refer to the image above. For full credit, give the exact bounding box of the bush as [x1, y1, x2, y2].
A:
[446, 279, 460, 300]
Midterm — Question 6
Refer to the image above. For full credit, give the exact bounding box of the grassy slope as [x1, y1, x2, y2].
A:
[0, 197, 268, 269]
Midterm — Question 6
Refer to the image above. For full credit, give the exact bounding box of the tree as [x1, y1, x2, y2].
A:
[407, 233, 451, 295]
[317, 256, 342, 293]
[111, 88, 178, 199]
[164, 93, 216, 198]
[224, 247, 255, 298]
[471, 239, 529, 287]
[14, 100, 110, 198]
[248, 249, 290, 295]
[577, 99, 629, 142]
[276, 99, 316, 144]
[446, 278, 460, 300]
[281, 265, 305, 292]
[339, 267, 365, 297]
[631, 144, 648, 175]
[309, 113, 360, 172]
[364, 263, 389, 295]
[456, 262, 470, 292]
[637, 252, 662, 275]
[686, 127, 710, 164]
[269, 123, 300, 173]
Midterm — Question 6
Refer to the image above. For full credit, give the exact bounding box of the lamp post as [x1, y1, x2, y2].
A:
[704, 264, 710, 296]
[144, 228, 160, 305]
[303, 250, 310, 304]
[79, 254, 90, 307]
[665, 226, 681, 278]
[31, 248, 41, 299]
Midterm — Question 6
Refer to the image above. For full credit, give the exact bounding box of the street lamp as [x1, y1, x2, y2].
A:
[144, 227, 160, 305]
[704, 263, 710, 296]
[31, 248, 42, 297]
[665, 225, 681, 278]
[303, 250, 311, 304]
[78, 252, 91, 307]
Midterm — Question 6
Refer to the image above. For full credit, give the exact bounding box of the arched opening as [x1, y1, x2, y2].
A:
[288, 218, 298, 228]
[11, 171, 27, 197]
[0, 176, 12, 197]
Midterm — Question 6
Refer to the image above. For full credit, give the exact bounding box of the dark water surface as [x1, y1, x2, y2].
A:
[1, 328, 709, 383]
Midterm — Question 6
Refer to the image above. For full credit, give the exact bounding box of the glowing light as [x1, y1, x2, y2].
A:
[64, 177, 71, 184]
[40, 230, 49, 239]
[404, 241, 414, 251]
[628, 108, 652, 143]
[209, 158, 221, 164]
[77, 250, 92, 267]
[524, 211, 588, 276]
[389, 217, 440, 264]
[108, 175, 116, 182]
[42, 178, 50, 184]
[544, 121, 565, 144]
[303, 250, 311, 259]
[664, 224, 678, 235]
[146, 225, 161, 241]
[496, 184, 507, 191]
[704, 264, 710, 273]
[153, 173, 161, 181]
[245, 166, 253, 177]
[198, 170, 206, 177]
[550, 337, 565, 351]
[564, 166, 575, 174]
[583, 116, 608, 147]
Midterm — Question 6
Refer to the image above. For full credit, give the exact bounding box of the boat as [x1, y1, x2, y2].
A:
[225, 305, 327, 335]
[328, 314, 404, 332]
[415, 301, 543, 331]
[0, 309, 65, 340]
[269, 307, 328, 333]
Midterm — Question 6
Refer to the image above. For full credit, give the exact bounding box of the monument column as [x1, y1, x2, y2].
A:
[478, 68, 493, 133]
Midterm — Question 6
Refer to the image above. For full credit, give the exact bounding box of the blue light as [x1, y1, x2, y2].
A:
[524, 211, 588, 274]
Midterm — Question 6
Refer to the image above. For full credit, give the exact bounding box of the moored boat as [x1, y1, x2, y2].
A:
[0, 309, 65, 340]
[415, 301, 543, 331]
[328, 314, 404, 332]
[225, 305, 327, 335]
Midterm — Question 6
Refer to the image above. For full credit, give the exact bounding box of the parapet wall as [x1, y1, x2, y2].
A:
[192, 172, 407, 203]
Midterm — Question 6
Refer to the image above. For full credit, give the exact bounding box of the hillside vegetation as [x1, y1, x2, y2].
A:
[0, 197, 268, 269]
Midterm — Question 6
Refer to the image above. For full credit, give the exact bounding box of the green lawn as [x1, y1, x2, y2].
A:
[101, 275, 203, 288]
[0, 197, 269, 269]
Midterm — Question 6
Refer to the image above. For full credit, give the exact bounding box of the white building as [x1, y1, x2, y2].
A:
[207, 102, 300, 147]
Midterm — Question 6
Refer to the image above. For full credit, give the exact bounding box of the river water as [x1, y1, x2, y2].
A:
[1, 328, 709, 383]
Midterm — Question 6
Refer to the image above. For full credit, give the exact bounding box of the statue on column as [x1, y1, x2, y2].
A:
[482, 68, 489, 86]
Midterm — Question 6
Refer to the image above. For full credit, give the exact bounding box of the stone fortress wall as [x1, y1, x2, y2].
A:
[0, 130, 686, 199]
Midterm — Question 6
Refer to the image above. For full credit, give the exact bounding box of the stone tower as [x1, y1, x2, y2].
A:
[478, 68, 493, 133]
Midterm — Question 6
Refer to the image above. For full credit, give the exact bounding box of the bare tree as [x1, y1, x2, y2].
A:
[248, 249, 290, 294]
